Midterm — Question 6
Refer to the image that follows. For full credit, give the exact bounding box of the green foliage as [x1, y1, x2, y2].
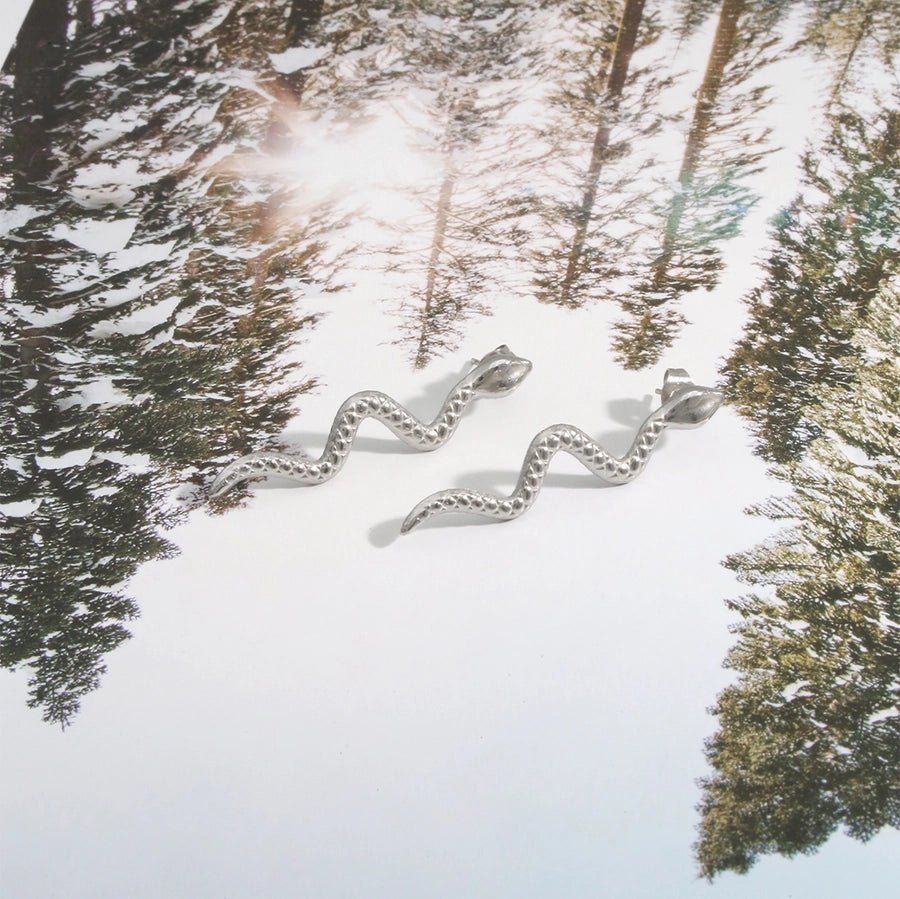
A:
[722, 102, 900, 463]
[0, 461, 176, 727]
[799, 0, 900, 101]
[610, 302, 687, 370]
[0, 0, 329, 724]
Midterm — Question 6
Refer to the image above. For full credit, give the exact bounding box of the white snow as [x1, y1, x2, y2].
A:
[781, 680, 811, 701]
[88, 296, 180, 338]
[269, 46, 330, 73]
[51, 218, 139, 255]
[0, 498, 42, 517]
[8, 301, 81, 328]
[0, 205, 40, 235]
[94, 451, 152, 473]
[70, 182, 138, 209]
[108, 241, 177, 272]
[90, 485, 120, 498]
[34, 447, 94, 470]
[77, 60, 119, 79]
[57, 377, 133, 410]
[93, 281, 145, 309]
[4, 456, 27, 475]
[868, 707, 899, 725]
[69, 157, 173, 208]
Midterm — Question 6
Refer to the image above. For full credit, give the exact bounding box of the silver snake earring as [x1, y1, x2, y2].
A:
[208, 345, 532, 498]
[401, 368, 724, 532]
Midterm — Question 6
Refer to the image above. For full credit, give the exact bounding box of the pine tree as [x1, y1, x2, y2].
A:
[697, 276, 900, 876]
[722, 102, 900, 463]
[353, 1, 542, 367]
[610, 0, 781, 369]
[0, 0, 333, 724]
[532, 0, 654, 307]
[800, 0, 900, 105]
[524, 0, 669, 309]
[389, 83, 496, 368]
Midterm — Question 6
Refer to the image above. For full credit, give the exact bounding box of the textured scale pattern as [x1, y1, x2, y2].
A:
[208, 345, 531, 498]
[401, 370, 724, 533]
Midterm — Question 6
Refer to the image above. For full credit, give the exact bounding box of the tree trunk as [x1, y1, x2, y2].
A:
[828, 5, 873, 106]
[286, 0, 325, 46]
[651, 0, 745, 292]
[606, 0, 647, 97]
[415, 167, 456, 368]
[559, 0, 646, 306]
[75, 0, 94, 38]
[7, 0, 70, 391]
[9, 0, 69, 186]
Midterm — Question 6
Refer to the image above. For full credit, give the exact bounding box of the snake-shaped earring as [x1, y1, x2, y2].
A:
[401, 368, 724, 532]
[208, 345, 532, 498]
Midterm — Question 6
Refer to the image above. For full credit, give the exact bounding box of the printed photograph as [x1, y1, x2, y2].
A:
[2, 1, 898, 896]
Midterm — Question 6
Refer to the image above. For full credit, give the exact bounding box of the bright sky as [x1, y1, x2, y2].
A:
[0, 0, 30, 66]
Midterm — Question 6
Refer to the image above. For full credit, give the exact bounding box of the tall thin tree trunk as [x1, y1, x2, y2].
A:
[651, 0, 745, 292]
[415, 166, 456, 368]
[828, 5, 873, 106]
[8, 0, 69, 391]
[559, 0, 646, 306]
[75, 0, 94, 39]
[10, 0, 69, 186]
[248, 2, 327, 295]
[606, 0, 647, 97]
[286, 0, 325, 46]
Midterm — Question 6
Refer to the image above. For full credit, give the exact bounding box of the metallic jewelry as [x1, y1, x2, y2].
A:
[208, 345, 532, 498]
[401, 368, 723, 532]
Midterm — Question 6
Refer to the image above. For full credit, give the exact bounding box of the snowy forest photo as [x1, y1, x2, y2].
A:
[1, 1, 899, 896]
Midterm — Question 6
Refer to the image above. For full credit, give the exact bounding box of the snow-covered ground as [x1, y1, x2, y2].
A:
[3, 3, 899, 897]
[4, 285, 900, 899]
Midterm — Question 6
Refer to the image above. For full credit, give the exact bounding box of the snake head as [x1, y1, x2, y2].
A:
[469, 344, 533, 397]
[658, 368, 724, 429]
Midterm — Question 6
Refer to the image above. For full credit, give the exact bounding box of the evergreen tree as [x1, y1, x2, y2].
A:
[697, 276, 900, 876]
[800, 0, 900, 104]
[374, 1, 542, 367]
[0, 454, 178, 727]
[527, 0, 664, 309]
[650, 0, 748, 290]
[613, 0, 900, 371]
[389, 83, 497, 368]
[0, 0, 332, 724]
[203, 0, 539, 368]
[722, 102, 900, 463]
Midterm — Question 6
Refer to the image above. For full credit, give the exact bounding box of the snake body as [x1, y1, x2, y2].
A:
[209, 345, 531, 498]
[401, 369, 723, 533]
